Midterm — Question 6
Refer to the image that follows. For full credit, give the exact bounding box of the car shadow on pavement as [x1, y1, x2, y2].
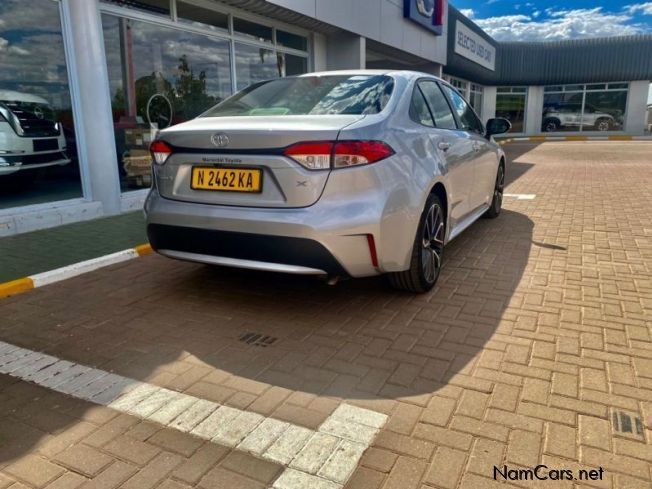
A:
[502, 141, 545, 187]
[0, 209, 533, 464]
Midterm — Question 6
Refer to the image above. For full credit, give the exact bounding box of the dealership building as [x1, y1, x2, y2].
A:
[1, 0, 651, 235]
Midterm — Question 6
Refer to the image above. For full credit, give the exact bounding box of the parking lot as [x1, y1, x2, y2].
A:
[1, 141, 651, 489]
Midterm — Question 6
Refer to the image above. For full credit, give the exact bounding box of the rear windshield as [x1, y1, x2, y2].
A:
[201, 75, 394, 117]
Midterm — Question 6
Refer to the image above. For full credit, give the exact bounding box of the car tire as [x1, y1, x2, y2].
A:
[595, 118, 612, 131]
[483, 163, 504, 219]
[388, 194, 445, 293]
[542, 118, 559, 132]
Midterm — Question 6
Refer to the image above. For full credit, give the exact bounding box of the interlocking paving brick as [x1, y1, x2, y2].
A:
[5, 455, 65, 487]
[53, 445, 113, 477]
[289, 433, 340, 475]
[424, 446, 467, 488]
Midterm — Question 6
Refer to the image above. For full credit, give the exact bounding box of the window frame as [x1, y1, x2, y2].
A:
[438, 81, 485, 135]
[411, 78, 459, 132]
[99, 0, 311, 94]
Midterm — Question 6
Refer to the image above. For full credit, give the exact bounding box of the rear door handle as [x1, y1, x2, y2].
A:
[437, 142, 450, 152]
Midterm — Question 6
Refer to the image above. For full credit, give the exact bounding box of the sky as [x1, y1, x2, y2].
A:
[453, 1, 652, 42]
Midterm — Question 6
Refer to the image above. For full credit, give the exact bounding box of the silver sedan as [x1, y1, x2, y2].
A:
[145, 70, 510, 293]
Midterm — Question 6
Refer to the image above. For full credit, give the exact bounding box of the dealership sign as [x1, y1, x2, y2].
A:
[403, 0, 445, 35]
[454, 20, 496, 71]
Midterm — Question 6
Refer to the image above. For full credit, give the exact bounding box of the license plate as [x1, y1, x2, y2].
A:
[191, 167, 262, 193]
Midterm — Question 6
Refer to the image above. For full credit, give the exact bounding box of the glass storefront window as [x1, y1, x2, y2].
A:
[469, 83, 483, 118]
[177, 1, 228, 32]
[102, 0, 171, 16]
[280, 53, 308, 76]
[541, 84, 628, 132]
[233, 17, 272, 43]
[496, 88, 527, 133]
[235, 43, 280, 90]
[277, 30, 308, 51]
[102, 14, 232, 190]
[0, 0, 82, 209]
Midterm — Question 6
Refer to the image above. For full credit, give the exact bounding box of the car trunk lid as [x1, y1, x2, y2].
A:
[155, 115, 363, 208]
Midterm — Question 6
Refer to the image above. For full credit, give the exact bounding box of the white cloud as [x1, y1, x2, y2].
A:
[532, 10, 541, 18]
[459, 8, 475, 18]
[474, 7, 643, 41]
[625, 2, 652, 15]
[0, 37, 8, 51]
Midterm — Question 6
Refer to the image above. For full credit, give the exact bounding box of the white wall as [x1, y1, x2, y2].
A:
[268, 0, 448, 66]
[481, 86, 496, 124]
[524, 86, 544, 135]
[326, 34, 366, 70]
[625, 80, 649, 135]
[312, 32, 328, 71]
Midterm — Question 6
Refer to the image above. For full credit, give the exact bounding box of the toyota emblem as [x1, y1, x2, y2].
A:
[211, 133, 230, 147]
[416, 0, 434, 17]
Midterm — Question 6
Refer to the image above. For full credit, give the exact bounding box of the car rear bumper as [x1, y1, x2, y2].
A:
[148, 223, 349, 276]
[144, 187, 391, 277]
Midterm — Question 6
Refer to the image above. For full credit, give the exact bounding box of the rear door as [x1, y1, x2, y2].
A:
[417, 80, 476, 228]
[439, 83, 496, 212]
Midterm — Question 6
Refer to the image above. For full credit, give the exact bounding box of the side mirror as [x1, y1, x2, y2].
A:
[485, 118, 511, 138]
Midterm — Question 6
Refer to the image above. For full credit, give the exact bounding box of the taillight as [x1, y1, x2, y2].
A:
[283, 140, 394, 170]
[333, 141, 394, 168]
[283, 141, 332, 170]
[150, 140, 173, 165]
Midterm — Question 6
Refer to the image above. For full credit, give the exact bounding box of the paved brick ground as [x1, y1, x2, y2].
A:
[0, 212, 146, 283]
[0, 141, 651, 488]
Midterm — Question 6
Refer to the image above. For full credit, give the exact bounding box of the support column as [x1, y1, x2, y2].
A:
[524, 86, 544, 135]
[624, 80, 649, 135]
[481, 86, 497, 125]
[326, 34, 366, 70]
[61, 0, 122, 215]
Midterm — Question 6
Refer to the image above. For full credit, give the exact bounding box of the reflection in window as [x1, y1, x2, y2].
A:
[233, 18, 272, 43]
[279, 53, 308, 77]
[203, 75, 393, 117]
[235, 43, 279, 90]
[177, 1, 228, 31]
[418, 81, 457, 130]
[0, 0, 82, 209]
[102, 14, 232, 190]
[277, 30, 308, 51]
[441, 85, 483, 134]
[541, 84, 627, 133]
[102, 0, 171, 16]
[496, 88, 527, 133]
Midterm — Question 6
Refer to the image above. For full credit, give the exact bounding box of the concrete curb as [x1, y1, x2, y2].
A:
[0, 243, 153, 299]
[496, 135, 652, 145]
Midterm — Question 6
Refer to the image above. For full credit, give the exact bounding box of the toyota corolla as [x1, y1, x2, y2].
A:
[145, 70, 510, 292]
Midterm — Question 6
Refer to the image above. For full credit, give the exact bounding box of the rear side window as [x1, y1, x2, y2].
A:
[201, 75, 394, 117]
[409, 87, 434, 127]
[441, 84, 484, 134]
[418, 81, 457, 130]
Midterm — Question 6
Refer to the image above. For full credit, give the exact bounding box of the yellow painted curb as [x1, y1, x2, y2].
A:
[608, 135, 633, 141]
[564, 136, 589, 141]
[0, 277, 34, 299]
[135, 243, 153, 256]
[528, 136, 547, 142]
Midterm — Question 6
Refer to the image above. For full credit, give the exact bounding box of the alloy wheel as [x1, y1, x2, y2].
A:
[421, 203, 445, 284]
[494, 165, 505, 210]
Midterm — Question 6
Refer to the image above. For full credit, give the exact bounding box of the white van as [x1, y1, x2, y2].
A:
[0, 90, 70, 176]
